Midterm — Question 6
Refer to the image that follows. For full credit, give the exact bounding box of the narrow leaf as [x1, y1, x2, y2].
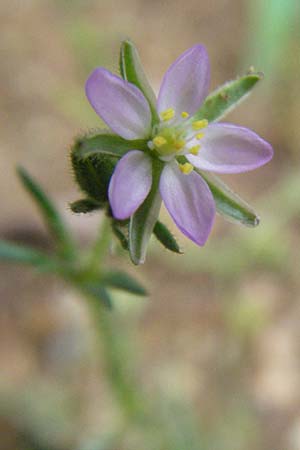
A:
[102, 271, 147, 296]
[17, 167, 76, 260]
[70, 198, 104, 213]
[129, 159, 164, 265]
[198, 170, 260, 227]
[119, 39, 159, 124]
[193, 73, 263, 122]
[153, 221, 182, 254]
[0, 240, 61, 271]
[80, 282, 112, 309]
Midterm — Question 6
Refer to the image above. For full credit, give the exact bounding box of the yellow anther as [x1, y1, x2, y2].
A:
[196, 132, 205, 140]
[181, 111, 189, 119]
[192, 119, 208, 130]
[160, 108, 175, 121]
[179, 162, 194, 175]
[153, 136, 167, 148]
[189, 145, 200, 155]
[174, 139, 186, 150]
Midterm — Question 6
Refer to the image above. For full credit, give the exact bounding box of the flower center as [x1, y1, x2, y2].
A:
[151, 127, 186, 157]
[147, 107, 208, 167]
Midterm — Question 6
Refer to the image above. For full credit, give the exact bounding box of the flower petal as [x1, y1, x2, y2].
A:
[159, 163, 215, 246]
[86, 68, 152, 140]
[187, 123, 273, 173]
[108, 150, 152, 220]
[157, 44, 210, 119]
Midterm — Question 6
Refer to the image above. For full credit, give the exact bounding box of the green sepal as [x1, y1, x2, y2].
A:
[0, 240, 62, 272]
[70, 197, 104, 213]
[153, 221, 182, 254]
[198, 170, 260, 227]
[119, 39, 159, 124]
[71, 131, 148, 204]
[71, 144, 117, 203]
[17, 167, 76, 261]
[129, 158, 164, 265]
[193, 72, 263, 122]
[73, 130, 148, 159]
[101, 271, 147, 296]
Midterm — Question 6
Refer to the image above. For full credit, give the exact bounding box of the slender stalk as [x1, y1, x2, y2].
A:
[87, 215, 111, 275]
[89, 300, 146, 423]
[86, 216, 147, 423]
[84, 218, 179, 449]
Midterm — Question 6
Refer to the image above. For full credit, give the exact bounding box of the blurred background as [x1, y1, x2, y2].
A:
[1, 0, 300, 449]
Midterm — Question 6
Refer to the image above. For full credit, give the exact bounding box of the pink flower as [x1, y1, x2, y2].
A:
[85, 45, 273, 246]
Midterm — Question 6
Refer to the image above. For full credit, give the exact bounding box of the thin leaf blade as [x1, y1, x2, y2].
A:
[193, 73, 263, 122]
[0, 240, 61, 271]
[102, 271, 147, 296]
[17, 167, 76, 260]
[80, 282, 113, 309]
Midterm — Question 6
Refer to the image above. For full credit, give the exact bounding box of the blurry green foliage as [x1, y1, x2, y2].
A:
[246, 0, 299, 77]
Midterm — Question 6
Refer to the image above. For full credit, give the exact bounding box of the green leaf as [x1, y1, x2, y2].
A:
[119, 39, 159, 124]
[153, 221, 182, 254]
[198, 170, 260, 227]
[0, 240, 61, 271]
[129, 158, 164, 265]
[102, 270, 147, 296]
[246, 0, 297, 78]
[17, 167, 76, 260]
[80, 281, 112, 309]
[193, 72, 263, 122]
[70, 198, 104, 213]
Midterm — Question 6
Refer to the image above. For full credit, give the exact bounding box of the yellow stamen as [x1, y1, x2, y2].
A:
[160, 108, 175, 121]
[174, 139, 186, 150]
[179, 162, 194, 175]
[153, 136, 167, 147]
[192, 119, 208, 130]
[189, 145, 200, 155]
[196, 132, 204, 140]
[181, 111, 189, 119]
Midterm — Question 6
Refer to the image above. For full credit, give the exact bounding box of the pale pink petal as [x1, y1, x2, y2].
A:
[159, 163, 215, 246]
[108, 151, 152, 219]
[187, 123, 273, 173]
[86, 68, 152, 140]
[157, 45, 210, 118]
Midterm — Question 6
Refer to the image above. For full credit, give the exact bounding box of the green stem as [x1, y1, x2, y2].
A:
[92, 303, 146, 422]
[87, 216, 111, 275]
[84, 218, 176, 448]
[85, 216, 147, 423]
